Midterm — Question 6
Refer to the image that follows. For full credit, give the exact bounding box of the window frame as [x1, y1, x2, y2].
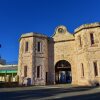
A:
[24, 66, 27, 77]
[90, 33, 95, 46]
[78, 35, 82, 47]
[93, 61, 98, 77]
[81, 63, 84, 78]
[25, 41, 29, 52]
[79, 36, 82, 47]
[37, 41, 42, 52]
[37, 66, 41, 78]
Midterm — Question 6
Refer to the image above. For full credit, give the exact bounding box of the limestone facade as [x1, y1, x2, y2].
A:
[18, 22, 100, 86]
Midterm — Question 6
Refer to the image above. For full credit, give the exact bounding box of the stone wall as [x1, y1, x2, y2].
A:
[18, 36, 34, 85]
[49, 26, 78, 85]
[75, 24, 100, 86]
[18, 33, 48, 85]
[18, 22, 100, 86]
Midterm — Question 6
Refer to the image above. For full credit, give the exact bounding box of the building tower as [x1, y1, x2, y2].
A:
[18, 33, 48, 85]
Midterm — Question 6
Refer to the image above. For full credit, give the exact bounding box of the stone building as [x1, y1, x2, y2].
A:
[18, 22, 100, 86]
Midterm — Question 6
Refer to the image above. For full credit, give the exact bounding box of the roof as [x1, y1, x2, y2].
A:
[74, 22, 100, 33]
[19, 32, 48, 41]
[0, 64, 17, 70]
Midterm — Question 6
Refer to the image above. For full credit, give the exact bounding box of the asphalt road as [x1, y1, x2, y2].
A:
[0, 85, 100, 100]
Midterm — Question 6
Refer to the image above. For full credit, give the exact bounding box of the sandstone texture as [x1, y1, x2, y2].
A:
[18, 22, 100, 86]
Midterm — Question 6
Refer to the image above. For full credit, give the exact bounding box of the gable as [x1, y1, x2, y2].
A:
[52, 25, 75, 42]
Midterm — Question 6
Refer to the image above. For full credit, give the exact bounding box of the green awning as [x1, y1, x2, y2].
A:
[0, 70, 17, 74]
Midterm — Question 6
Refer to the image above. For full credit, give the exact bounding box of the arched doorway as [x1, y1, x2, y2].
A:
[55, 60, 72, 84]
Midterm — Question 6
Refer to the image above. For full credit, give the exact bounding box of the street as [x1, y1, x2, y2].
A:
[0, 85, 100, 100]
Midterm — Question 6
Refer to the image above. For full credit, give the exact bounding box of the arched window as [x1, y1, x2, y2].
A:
[37, 66, 41, 78]
[24, 66, 27, 77]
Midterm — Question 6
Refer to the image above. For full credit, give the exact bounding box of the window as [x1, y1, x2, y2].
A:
[90, 33, 94, 45]
[93, 61, 98, 76]
[37, 66, 40, 78]
[24, 66, 27, 77]
[79, 36, 82, 46]
[81, 63, 84, 77]
[37, 42, 42, 52]
[25, 42, 29, 52]
[78, 36, 82, 47]
[58, 28, 64, 33]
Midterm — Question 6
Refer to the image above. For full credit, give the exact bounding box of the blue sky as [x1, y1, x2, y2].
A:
[0, 0, 100, 63]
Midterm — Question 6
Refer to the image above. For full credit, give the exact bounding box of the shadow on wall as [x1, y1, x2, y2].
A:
[48, 37, 54, 84]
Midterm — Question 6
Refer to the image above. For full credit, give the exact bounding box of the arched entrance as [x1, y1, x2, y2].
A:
[55, 60, 72, 84]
